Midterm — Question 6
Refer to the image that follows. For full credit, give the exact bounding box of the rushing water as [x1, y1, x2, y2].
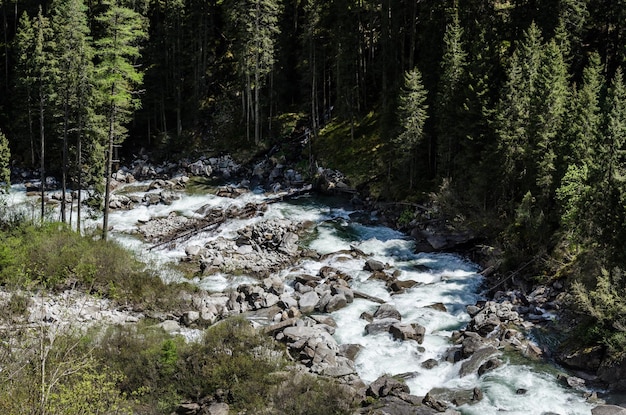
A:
[5, 183, 597, 414]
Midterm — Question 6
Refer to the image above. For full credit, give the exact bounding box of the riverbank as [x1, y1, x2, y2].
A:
[2, 153, 625, 414]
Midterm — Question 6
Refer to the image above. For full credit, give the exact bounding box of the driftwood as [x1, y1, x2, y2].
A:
[147, 186, 314, 250]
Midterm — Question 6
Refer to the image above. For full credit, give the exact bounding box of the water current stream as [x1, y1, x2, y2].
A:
[5, 183, 598, 414]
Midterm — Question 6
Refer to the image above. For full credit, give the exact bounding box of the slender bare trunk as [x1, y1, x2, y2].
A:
[103, 101, 115, 241]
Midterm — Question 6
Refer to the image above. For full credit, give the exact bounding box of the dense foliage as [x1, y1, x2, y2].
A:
[1, 0, 626, 391]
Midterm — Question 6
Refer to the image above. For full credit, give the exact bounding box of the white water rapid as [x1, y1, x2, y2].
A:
[4, 183, 598, 414]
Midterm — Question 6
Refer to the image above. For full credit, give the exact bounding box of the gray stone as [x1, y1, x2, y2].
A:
[460, 347, 500, 377]
[325, 293, 348, 312]
[365, 318, 401, 335]
[206, 402, 229, 415]
[374, 303, 402, 321]
[389, 323, 426, 344]
[182, 311, 200, 326]
[367, 375, 410, 399]
[365, 259, 385, 272]
[592, 405, 626, 415]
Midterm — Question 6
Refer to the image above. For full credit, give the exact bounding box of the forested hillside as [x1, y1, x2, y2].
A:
[1, 0, 626, 390]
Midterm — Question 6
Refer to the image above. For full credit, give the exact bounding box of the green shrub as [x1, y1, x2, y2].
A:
[270, 371, 355, 415]
[573, 266, 626, 361]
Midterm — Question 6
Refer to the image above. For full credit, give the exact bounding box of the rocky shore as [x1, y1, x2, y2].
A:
[6, 154, 626, 415]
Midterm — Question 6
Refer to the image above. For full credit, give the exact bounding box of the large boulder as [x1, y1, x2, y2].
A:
[297, 291, 320, 314]
[365, 318, 401, 335]
[374, 303, 402, 321]
[389, 323, 426, 344]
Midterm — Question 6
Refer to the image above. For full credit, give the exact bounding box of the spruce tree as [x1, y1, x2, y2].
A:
[533, 38, 569, 204]
[15, 9, 57, 221]
[95, 0, 146, 240]
[600, 67, 626, 255]
[435, 2, 467, 180]
[556, 53, 603, 241]
[51, 0, 95, 225]
[395, 67, 429, 189]
[495, 22, 543, 203]
[225, 0, 281, 146]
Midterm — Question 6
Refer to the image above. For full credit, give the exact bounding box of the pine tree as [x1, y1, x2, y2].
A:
[600, 67, 626, 255]
[395, 67, 429, 189]
[533, 38, 569, 204]
[15, 9, 56, 221]
[556, 53, 604, 241]
[435, 2, 467, 180]
[95, 0, 146, 240]
[495, 22, 543, 203]
[50, 0, 96, 225]
[13, 12, 36, 167]
[225, 0, 281, 146]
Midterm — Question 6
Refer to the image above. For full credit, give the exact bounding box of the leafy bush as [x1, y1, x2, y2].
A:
[270, 371, 355, 415]
[0, 221, 187, 310]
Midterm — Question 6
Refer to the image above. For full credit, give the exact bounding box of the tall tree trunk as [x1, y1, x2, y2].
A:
[102, 101, 115, 241]
[61, 92, 69, 223]
[254, 0, 260, 146]
[39, 83, 45, 222]
[76, 113, 83, 234]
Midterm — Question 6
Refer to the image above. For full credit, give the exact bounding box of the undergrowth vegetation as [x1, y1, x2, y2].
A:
[0, 219, 187, 311]
[0, 317, 356, 414]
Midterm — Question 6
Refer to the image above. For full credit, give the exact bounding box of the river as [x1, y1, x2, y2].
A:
[5, 181, 598, 414]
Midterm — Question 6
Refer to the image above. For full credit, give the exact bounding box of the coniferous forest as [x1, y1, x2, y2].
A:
[2, 0, 626, 413]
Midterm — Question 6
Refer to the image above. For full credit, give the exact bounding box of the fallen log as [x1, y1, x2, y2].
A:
[353, 291, 386, 304]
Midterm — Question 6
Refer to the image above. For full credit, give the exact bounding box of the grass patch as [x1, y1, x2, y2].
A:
[0, 221, 187, 311]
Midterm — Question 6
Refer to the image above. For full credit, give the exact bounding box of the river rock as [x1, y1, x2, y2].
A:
[365, 318, 401, 335]
[459, 346, 500, 377]
[325, 293, 348, 313]
[340, 343, 364, 361]
[592, 405, 626, 415]
[367, 375, 410, 399]
[365, 259, 386, 272]
[477, 357, 503, 375]
[374, 303, 402, 321]
[389, 322, 426, 344]
[298, 291, 320, 314]
[422, 392, 449, 412]
[389, 279, 419, 293]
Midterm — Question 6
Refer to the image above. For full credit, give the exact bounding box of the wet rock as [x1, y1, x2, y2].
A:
[421, 359, 439, 369]
[325, 293, 348, 312]
[389, 322, 426, 344]
[389, 279, 419, 293]
[340, 343, 364, 361]
[459, 346, 499, 377]
[365, 259, 386, 272]
[558, 374, 586, 390]
[461, 334, 496, 358]
[426, 303, 447, 312]
[365, 318, 401, 335]
[422, 392, 448, 412]
[332, 285, 354, 303]
[374, 303, 402, 321]
[478, 357, 503, 375]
